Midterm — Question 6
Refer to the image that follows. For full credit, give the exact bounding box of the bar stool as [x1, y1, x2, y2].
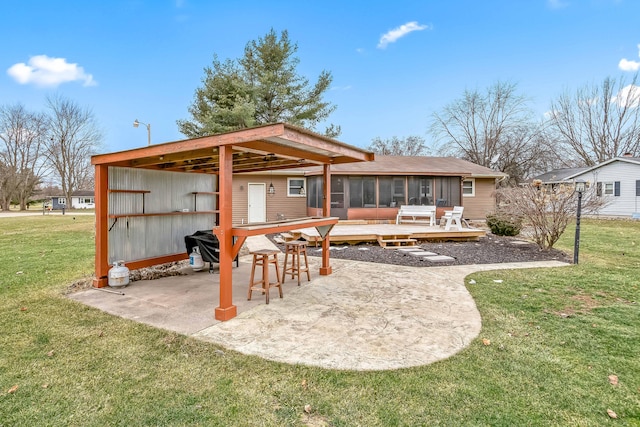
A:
[282, 240, 310, 286]
[248, 249, 283, 304]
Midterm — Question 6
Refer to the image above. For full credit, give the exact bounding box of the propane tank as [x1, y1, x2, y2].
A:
[189, 246, 205, 271]
[108, 261, 130, 287]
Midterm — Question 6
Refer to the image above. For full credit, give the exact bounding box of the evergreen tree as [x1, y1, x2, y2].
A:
[178, 29, 339, 138]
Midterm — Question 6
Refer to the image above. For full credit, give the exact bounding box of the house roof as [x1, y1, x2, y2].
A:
[52, 190, 95, 197]
[91, 123, 374, 173]
[532, 167, 589, 183]
[300, 155, 507, 178]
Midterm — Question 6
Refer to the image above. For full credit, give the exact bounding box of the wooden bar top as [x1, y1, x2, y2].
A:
[230, 216, 338, 237]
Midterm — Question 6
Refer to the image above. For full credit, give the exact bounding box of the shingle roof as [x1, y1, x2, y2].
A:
[532, 167, 589, 183]
[302, 155, 506, 178]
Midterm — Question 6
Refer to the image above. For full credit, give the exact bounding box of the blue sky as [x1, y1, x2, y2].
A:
[2, 0, 639, 154]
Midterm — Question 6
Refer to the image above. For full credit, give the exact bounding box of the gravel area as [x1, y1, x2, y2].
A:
[268, 234, 572, 267]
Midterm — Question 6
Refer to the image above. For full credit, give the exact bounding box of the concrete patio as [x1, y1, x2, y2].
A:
[68, 236, 569, 371]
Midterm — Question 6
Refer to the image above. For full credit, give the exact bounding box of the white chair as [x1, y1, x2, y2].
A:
[442, 206, 464, 231]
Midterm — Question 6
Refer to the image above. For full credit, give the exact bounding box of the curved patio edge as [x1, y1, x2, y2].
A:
[192, 259, 570, 371]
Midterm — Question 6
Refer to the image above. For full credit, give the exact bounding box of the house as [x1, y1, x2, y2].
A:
[534, 156, 640, 217]
[531, 167, 588, 187]
[232, 156, 507, 223]
[50, 190, 95, 209]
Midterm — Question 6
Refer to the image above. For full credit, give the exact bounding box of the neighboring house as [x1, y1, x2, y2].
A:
[534, 156, 640, 217]
[232, 156, 507, 223]
[50, 190, 95, 210]
[531, 167, 588, 186]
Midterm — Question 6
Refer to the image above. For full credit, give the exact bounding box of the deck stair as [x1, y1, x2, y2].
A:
[376, 233, 417, 249]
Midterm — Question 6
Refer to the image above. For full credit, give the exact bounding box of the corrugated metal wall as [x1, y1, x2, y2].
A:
[107, 167, 217, 263]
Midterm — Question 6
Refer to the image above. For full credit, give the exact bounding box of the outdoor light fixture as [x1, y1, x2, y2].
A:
[265, 153, 276, 196]
[573, 179, 586, 264]
[133, 119, 151, 146]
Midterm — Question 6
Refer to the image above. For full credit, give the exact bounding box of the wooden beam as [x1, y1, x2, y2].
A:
[234, 140, 332, 164]
[320, 164, 332, 275]
[214, 145, 237, 321]
[93, 164, 109, 287]
[91, 125, 286, 166]
[231, 217, 338, 237]
[282, 127, 374, 162]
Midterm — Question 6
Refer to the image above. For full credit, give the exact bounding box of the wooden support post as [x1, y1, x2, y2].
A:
[214, 145, 237, 321]
[320, 163, 332, 275]
[93, 164, 109, 287]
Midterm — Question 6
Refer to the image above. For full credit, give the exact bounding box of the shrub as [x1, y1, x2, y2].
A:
[486, 213, 522, 236]
[494, 183, 607, 250]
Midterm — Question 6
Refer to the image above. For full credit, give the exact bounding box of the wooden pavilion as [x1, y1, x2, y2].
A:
[91, 123, 374, 321]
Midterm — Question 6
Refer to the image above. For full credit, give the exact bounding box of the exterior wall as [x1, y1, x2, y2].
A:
[462, 178, 497, 220]
[347, 207, 397, 222]
[72, 196, 95, 209]
[574, 162, 640, 216]
[50, 195, 95, 209]
[232, 174, 307, 224]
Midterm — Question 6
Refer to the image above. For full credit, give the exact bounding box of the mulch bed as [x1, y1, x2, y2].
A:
[268, 234, 572, 268]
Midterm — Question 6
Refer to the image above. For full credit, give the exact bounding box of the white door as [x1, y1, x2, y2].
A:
[248, 183, 266, 223]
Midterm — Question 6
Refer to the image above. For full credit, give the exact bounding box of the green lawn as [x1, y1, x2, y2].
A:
[1, 216, 638, 426]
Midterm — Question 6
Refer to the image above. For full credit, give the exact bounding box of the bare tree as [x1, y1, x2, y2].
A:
[0, 161, 15, 211]
[367, 135, 429, 156]
[496, 182, 607, 250]
[430, 81, 550, 183]
[45, 95, 102, 208]
[547, 74, 640, 166]
[0, 104, 48, 210]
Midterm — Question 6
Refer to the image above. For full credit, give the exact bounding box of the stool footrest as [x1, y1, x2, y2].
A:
[248, 250, 283, 304]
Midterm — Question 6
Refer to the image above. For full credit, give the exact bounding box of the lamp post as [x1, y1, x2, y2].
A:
[133, 119, 151, 146]
[573, 179, 586, 264]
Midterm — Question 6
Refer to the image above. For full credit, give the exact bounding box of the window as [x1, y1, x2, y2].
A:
[349, 176, 376, 208]
[378, 177, 392, 207]
[331, 176, 345, 209]
[58, 198, 66, 205]
[598, 182, 617, 196]
[435, 177, 461, 207]
[307, 176, 322, 208]
[376, 177, 405, 207]
[407, 177, 433, 205]
[462, 179, 475, 197]
[393, 178, 405, 206]
[287, 177, 306, 197]
[636, 180, 640, 197]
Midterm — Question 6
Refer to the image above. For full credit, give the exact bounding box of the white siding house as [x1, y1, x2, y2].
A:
[566, 157, 640, 217]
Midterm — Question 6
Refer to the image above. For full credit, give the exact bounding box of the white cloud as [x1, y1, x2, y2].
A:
[618, 44, 640, 72]
[7, 55, 96, 88]
[619, 58, 640, 71]
[377, 21, 430, 49]
[611, 84, 640, 108]
[330, 85, 352, 91]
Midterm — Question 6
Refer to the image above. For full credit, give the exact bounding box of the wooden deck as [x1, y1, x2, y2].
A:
[294, 223, 486, 246]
